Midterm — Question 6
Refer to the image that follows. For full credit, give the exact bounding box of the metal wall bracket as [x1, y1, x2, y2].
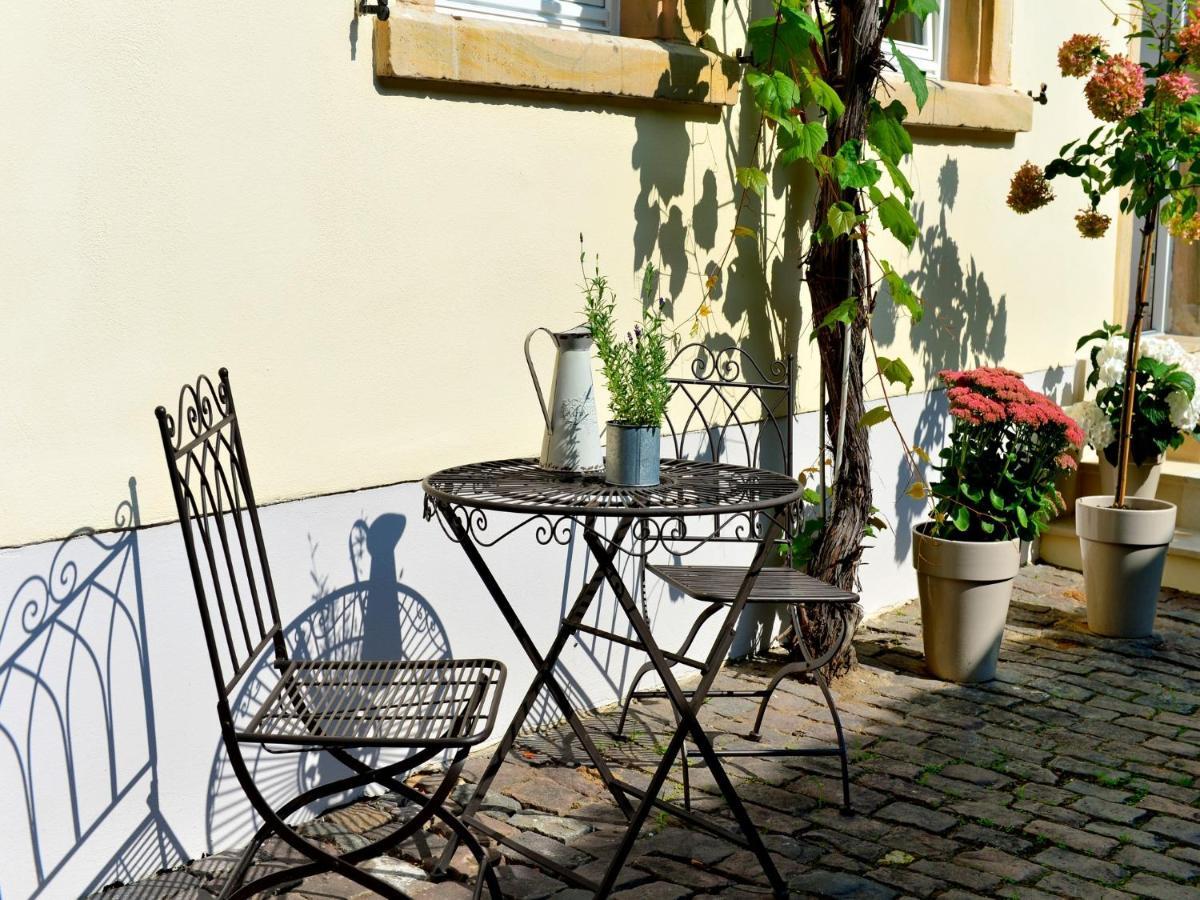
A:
[358, 0, 390, 20]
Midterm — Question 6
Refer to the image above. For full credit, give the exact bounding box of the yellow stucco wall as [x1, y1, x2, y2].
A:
[0, 2, 1125, 547]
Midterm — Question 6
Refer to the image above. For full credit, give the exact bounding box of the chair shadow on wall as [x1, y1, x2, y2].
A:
[872, 158, 1010, 562]
[204, 513, 457, 853]
[0, 479, 186, 899]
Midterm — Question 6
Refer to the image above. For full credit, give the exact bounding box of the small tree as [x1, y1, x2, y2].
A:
[1007, 2, 1200, 506]
[721, 0, 935, 673]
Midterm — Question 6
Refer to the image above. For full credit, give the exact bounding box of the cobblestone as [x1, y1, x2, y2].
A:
[106, 565, 1199, 899]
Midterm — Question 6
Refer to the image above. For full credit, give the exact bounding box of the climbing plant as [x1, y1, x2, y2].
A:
[690, 0, 936, 674]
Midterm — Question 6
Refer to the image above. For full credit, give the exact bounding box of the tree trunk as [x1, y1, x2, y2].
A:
[788, 0, 884, 676]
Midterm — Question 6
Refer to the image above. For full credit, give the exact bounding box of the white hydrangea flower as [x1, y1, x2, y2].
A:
[1094, 335, 1129, 388]
[1168, 390, 1198, 431]
[1064, 399, 1115, 451]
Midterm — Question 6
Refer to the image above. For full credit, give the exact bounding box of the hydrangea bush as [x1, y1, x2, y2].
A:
[1067, 323, 1200, 465]
[1006, 1, 1200, 506]
[928, 368, 1084, 543]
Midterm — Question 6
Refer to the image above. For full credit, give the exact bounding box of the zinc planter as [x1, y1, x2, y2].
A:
[912, 523, 1020, 683]
[1097, 455, 1163, 499]
[605, 423, 661, 487]
[1077, 495, 1176, 638]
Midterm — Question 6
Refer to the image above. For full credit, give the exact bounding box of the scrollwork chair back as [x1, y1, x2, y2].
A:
[154, 369, 288, 707]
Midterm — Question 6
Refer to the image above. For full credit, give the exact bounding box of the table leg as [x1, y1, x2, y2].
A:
[435, 505, 637, 876]
[583, 519, 789, 899]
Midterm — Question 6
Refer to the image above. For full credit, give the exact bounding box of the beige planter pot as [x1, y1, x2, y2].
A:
[1077, 496, 1176, 638]
[1097, 454, 1163, 499]
[912, 524, 1020, 683]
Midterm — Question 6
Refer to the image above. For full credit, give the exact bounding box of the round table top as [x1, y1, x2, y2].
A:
[421, 458, 802, 519]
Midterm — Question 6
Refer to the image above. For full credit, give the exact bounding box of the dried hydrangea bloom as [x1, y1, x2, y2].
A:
[1167, 208, 1200, 242]
[1006, 162, 1054, 213]
[1085, 55, 1146, 121]
[1180, 15, 1200, 57]
[1058, 33, 1106, 78]
[1156, 71, 1198, 105]
[1075, 209, 1112, 238]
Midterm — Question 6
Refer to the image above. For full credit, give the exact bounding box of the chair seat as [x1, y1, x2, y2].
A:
[238, 657, 505, 749]
[648, 564, 859, 604]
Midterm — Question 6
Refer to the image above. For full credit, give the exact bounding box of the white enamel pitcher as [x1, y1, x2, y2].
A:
[525, 326, 604, 473]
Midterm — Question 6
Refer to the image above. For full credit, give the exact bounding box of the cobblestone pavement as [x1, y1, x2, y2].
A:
[103, 565, 1200, 899]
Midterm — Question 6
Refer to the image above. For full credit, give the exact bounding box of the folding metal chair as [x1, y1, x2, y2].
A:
[155, 369, 505, 899]
[614, 344, 856, 811]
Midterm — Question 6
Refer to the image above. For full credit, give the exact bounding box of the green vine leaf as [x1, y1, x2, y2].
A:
[778, 120, 829, 166]
[804, 72, 846, 121]
[867, 100, 913, 166]
[732, 224, 757, 239]
[876, 195, 919, 249]
[827, 201, 860, 238]
[746, 70, 800, 125]
[895, 0, 939, 18]
[881, 157, 914, 201]
[736, 166, 769, 197]
[833, 140, 882, 190]
[859, 406, 893, 429]
[815, 295, 859, 336]
[879, 260, 924, 321]
[889, 40, 929, 111]
[876, 355, 915, 393]
[746, 7, 821, 66]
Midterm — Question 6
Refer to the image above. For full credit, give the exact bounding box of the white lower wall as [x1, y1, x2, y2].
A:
[0, 366, 1075, 898]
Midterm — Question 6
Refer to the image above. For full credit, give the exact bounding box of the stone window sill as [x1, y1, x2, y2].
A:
[373, 8, 741, 109]
[882, 77, 1033, 133]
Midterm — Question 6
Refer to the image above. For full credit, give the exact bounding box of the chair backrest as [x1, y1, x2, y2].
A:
[155, 369, 286, 704]
[662, 343, 795, 547]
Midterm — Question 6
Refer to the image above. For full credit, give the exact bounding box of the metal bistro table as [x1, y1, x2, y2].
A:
[421, 457, 803, 898]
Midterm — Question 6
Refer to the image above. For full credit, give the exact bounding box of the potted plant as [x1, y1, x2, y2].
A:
[1007, 9, 1200, 636]
[914, 368, 1082, 682]
[1067, 322, 1200, 499]
[582, 257, 673, 487]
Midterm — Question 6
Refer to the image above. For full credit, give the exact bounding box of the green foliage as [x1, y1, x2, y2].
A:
[738, 1, 933, 334]
[814, 296, 860, 337]
[581, 255, 674, 427]
[876, 355, 916, 393]
[889, 41, 929, 111]
[859, 406, 893, 428]
[736, 166, 769, 197]
[927, 383, 1076, 543]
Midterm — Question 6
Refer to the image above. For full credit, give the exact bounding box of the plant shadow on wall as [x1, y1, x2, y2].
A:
[871, 158, 1009, 562]
[0, 480, 186, 899]
[630, 4, 809, 369]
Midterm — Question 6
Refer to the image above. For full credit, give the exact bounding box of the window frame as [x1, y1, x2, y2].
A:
[886, 7, 950, 76]
[434, 0, 619, 35]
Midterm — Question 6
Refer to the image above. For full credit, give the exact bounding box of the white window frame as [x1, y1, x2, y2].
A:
[886, 7, 949, 76]
[1140, 0, 1190, 335]
[436, 0, 619, 35]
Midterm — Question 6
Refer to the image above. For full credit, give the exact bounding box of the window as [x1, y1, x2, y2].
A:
[435, 0, 618, 34]
[886, 7, 948, 75]
[1134, 0, 1199, 336]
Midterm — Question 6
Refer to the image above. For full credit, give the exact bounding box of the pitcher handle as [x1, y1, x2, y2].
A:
[524, 327, 554, 432]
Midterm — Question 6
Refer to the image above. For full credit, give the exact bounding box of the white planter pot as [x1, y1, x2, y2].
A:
[1097, 454, 1163, 500]
[1076, 496, 1176, 638]
[912, 523, 1020, 683]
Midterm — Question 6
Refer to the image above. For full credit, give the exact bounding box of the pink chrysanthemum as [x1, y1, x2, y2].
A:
[1180, 14, 1200, 57]
[1076, 209, 1112, 238]
[1058, 34, 1106, 78]
[938, 368, 1084, 448]
[1085, 55, 1146, 121]
[1156, 71, 1198, 105]
[1007, 162, 1054, 214]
